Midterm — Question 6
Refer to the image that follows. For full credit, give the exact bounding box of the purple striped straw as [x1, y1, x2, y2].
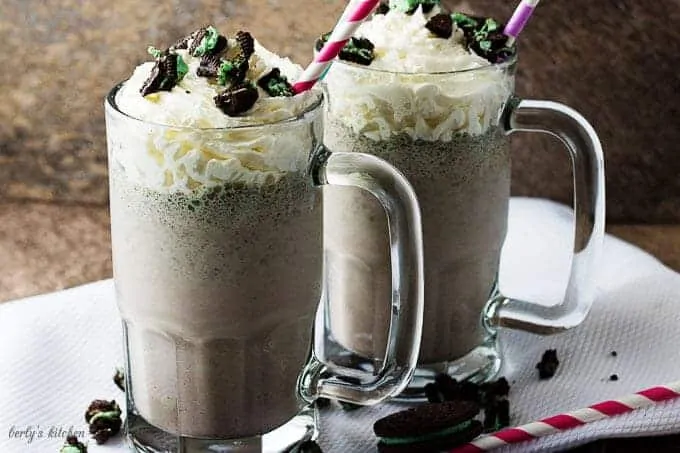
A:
[504, 0, 540, 45]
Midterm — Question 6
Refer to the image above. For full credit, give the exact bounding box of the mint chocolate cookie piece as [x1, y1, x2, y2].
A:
[451, 12, 485, 38]
[60, 435, 87, 453]
[390, 0, 439, 15]
[84, 399, 122, 445]
[140, 51, 185, 97]
[374, 401, 482, 453]
[470, 29, 513, 64]
[258, 68, 294, 97]
[214, 82, 259, 116]
[197, 54, 223, 78]
[189, 26, 227, 57]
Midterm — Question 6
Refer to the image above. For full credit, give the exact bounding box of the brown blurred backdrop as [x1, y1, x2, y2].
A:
[1, 0, 679, 300]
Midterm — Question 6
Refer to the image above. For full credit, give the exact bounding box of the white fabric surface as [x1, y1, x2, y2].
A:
[1, 198, 679, 452]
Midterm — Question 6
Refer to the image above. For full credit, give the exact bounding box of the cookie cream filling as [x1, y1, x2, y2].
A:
[323, 7, 513, 141]
[111, 35, 318, 192]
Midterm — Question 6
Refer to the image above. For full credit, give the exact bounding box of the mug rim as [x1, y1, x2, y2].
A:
[105, 82, 325, 132]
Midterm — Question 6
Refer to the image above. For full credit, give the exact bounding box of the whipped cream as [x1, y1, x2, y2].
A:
[324, 7, 513, 141]
[110, 37, 319, 192]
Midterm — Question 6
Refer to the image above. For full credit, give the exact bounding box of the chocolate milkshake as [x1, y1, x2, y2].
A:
[321, 2, 515, 383]
[107, 26, 322, 445]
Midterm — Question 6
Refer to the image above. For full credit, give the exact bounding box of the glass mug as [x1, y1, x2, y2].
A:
[105, 86, 424, 452]
[318, 55, 605, 398]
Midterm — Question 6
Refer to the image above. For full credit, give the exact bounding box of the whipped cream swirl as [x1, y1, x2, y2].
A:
[324, 7, 514, 141]
[111, 37, 319, 192]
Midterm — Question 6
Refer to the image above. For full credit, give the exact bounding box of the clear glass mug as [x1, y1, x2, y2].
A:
[105, 85, 424, 452]
[319, 55, 605, 398]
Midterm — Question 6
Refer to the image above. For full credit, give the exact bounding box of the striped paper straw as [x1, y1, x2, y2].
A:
[450, 381, 680, 453]
[504, 0, 540, 46]
[292, 0, 379, 94]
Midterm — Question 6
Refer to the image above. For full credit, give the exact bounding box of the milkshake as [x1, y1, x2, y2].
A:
[108, 26, 323, 444]
[107, 23, 426, 451]
[320, 2, 516, 385]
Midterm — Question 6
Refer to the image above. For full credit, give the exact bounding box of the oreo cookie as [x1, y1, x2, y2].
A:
[197, 54, 222, 78]
[426, 13, 454, 39]
[236, 31, 255, 59]
[140, 51, 181, 96]
[374, 401, 482, 453]
[425, 374, 512, 433]
[214, 82, 259, 116]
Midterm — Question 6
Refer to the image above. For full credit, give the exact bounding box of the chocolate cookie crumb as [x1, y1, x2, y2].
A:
[214, 82, 259, 116]
[536, 349, 560, 380]
[611, 351, 618, 357]
[60, 435, 87, 453]
[197, 54, 223, 78]
[84, 400, 122, 445]
[435, 373, 480, 403]
[113, 368, 125, 392]
[375, 2, 389, 14]
[236, 31, 256, 59]
[609, 374, 619, 381]
[315, 33, 375, 66]
[258, 68, 295, 97]
[426, 13, 454, 39]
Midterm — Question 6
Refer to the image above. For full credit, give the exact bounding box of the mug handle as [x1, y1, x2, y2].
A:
[299, 145, 425, 405]
[488, 98, 606, 334]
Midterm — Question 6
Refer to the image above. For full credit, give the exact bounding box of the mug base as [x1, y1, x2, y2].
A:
[125, 405, 317, 453]
[395, 343, 501, 401]
[316, 285, 504, 402]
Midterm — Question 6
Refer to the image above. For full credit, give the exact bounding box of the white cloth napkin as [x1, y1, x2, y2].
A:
[1, 198, 679, 453]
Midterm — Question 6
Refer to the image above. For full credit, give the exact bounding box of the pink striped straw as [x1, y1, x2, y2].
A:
[292, 0, 379, 94]
[504, 0, 541, 46]
[450, 381, 680, 453]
